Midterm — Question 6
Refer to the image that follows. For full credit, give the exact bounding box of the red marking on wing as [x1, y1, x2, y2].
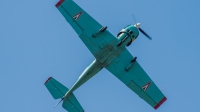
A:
[154, 97, 167, 109]
[44, 77, 52, 84]
[55, 0, 65, 7]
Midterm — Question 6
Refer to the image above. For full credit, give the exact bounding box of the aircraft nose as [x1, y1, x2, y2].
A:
[134, 23, 141, 29]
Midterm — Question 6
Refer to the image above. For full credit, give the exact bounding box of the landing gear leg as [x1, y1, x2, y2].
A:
[125, 57, 137, 72]
[131, 57, 137, 63]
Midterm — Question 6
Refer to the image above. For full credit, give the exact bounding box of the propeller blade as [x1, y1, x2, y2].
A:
[139, 28, 152, 40]
[54, 97, 64, 108]
[131, 14, 137, 24]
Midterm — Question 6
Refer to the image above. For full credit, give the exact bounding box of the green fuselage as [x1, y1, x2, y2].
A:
[64, 25, 139, 97]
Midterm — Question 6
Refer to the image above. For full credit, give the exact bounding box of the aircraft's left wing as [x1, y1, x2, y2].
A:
[106, 48, 167, 109]
[56, 0, 118, 59]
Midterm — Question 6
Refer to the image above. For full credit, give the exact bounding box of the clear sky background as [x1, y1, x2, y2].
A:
[1, 0, 200, 112]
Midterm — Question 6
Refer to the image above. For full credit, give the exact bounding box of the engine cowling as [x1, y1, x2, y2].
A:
[117, 24, 139, 46]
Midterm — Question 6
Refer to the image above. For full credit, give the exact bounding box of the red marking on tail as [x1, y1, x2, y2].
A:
[44, 77, 52, 84]
[55, 0, 65, 7]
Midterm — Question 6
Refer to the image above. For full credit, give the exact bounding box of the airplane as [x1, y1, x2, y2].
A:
[44, 0, 167, 111]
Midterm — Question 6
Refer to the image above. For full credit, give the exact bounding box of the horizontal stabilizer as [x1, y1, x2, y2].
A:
[44, 77, 84, 112]
[62, 94, 84, 112]
[44, 77, 68, 99]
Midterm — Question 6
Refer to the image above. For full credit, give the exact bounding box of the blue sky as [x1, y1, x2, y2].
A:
[1, 0, 200, 112]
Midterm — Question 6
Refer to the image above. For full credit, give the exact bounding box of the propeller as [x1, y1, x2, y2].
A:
[139, 27, 152, 40]
[131, 14, 152, 40]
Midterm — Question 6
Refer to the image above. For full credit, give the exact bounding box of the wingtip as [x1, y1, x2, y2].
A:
[44, 77, 52, 84]
[154, 97, 167, 109]
[55, 0, 65, 7]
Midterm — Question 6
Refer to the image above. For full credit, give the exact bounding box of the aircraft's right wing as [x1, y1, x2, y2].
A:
[55, 0, 118, 59]
[106, 48, 167, 109]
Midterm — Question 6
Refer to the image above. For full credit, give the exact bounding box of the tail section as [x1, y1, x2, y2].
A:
[44, 77, 84, 112]
[45, 77, 68, 99]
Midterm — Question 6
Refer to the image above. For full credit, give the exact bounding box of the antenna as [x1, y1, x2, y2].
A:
[54, 97, 65, 108]
[161, 86, 167, 91]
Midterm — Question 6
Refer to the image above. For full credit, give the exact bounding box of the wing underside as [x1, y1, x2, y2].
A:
[106, 49, 167, 109]
[55, 0, 118, 58]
